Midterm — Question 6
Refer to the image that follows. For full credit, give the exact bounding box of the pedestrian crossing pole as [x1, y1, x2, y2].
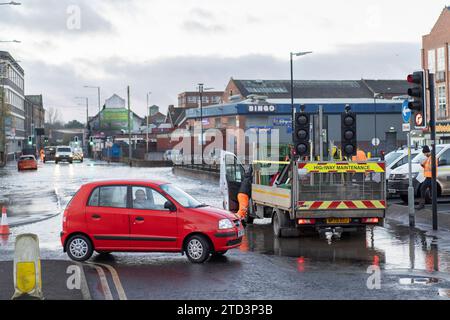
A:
[429, 73, 438, 230]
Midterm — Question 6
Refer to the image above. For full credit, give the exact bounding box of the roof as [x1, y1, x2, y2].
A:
[166, 105, 186, 127]
[83, 179, 170, 187]
[232, 79, 377, 99]
[362, 79, 413, 95]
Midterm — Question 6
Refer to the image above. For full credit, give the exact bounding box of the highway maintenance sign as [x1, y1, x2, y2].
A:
[298, 162, 385, 173]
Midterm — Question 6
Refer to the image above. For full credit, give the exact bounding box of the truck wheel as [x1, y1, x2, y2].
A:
[273, 209, 289, 238]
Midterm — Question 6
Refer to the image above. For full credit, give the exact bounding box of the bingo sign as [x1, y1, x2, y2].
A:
[248, 105, 276, 113]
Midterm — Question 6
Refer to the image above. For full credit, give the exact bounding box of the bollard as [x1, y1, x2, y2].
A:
[11, 234, 44, 300]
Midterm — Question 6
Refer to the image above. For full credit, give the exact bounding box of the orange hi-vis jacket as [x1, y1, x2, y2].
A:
[422, 156, 438, 178]
[352, 150, 367, 162]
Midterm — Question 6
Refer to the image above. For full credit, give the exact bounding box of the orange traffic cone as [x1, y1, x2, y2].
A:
[0, 207, 10, 235]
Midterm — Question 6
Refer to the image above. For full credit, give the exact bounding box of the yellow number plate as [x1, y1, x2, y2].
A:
[326, 218, 350, 224]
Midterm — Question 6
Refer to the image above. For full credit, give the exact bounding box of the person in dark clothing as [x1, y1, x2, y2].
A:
[237, 166, 253, 219]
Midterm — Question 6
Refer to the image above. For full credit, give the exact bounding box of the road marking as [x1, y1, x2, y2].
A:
[75, 262, 91, 300]
[85, 262, 113, 300]
[92, 262, 127, 300]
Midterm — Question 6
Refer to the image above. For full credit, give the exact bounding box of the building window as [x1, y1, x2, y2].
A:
[428, 49, 436, 74]
[187, 96, 197, 104]
[437, 85, 447, 119]
[437, 47, 445, 72]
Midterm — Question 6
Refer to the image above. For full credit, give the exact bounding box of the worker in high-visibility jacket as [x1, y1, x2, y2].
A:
[417, 145, 438, 210]
[237, 167, 253, 221]
[352, 148, 367, 162]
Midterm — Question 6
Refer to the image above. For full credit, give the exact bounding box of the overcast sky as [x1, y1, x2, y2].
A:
[0, 0, 447, 122]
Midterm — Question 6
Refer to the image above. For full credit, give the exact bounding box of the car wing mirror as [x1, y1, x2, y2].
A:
[164, 201, 176, 212]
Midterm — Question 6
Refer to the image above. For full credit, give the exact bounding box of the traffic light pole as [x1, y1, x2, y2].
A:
[429, 73, 438, 230]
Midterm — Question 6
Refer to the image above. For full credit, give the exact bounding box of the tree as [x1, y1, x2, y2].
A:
[64, 120, 85, 129]
[45, 106, 63, 129]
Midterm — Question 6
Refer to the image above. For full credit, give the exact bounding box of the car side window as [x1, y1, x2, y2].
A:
[132, 186, 169, 210]
[439, 149, 450, 166]
[88, 188, 99, 206]
[96, 186, 128, 208]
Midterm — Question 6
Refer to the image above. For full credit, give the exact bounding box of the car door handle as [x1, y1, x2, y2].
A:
[92, 214, 101, 219]
[135, 217, 144, 221]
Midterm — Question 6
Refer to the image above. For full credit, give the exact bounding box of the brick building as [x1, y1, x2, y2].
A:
[422, 6, 450, 137]
[178, 91, 224, 109]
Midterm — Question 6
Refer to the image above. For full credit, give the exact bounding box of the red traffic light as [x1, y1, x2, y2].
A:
[407, 71, 423, 84]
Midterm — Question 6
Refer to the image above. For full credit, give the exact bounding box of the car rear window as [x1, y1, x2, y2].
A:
[20, 156, 35, 161]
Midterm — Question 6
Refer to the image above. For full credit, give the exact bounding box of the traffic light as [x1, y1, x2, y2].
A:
[407, 70, 428, 128]
[89, 136, 94, 146]
[293, 108, 310, 157]
[74, 136, 78, 143]
[341, 105, 357, 158]
[27, 136, 32, 145]
[44, 136, 49, 144]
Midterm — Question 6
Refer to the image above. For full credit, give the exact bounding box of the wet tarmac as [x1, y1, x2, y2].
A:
[1, 160, 450, 299]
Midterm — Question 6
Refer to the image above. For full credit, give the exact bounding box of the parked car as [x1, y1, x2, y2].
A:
[43, 146, 56, 163]
[18, 155, 38, 171]
[384, 148, 421, 182]
[387, 144, 450, 203]
[55, 146, 74, 164]
[61, 180, 244, 263]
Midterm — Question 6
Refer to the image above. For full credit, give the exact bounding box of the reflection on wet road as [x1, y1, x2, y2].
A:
[1, 160, 450, 299]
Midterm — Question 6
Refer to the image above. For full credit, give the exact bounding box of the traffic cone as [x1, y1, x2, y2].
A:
[0, 207, 11, 235]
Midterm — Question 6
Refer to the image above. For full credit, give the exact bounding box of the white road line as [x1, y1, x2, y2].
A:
[75, 262, 92, 300]
[92, 262, 128, 300]
[85, 262, 113, 300]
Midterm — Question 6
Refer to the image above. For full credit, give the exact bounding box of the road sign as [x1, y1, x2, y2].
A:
[402, 123, 411, 132]
[372, 138, 380, 147]
[415, 113, 424, 127]
[402, 100, 411, 123]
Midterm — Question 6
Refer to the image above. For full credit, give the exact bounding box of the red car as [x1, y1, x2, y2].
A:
[18, 155, 38, 171]
[61, 180, 244, 263]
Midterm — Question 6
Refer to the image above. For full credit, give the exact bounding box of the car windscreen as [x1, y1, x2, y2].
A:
[57, 148, 72, 152]
[385, 152, 403, 166]
[160, 184, 203, 208]
[412, 146, 444, 163]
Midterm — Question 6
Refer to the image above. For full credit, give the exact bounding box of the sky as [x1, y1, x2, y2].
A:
[0, 0, 447, 122]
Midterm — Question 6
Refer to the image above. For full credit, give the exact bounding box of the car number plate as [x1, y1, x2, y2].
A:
[238, 229, 245, 238]
[388, 189, 396, 194]
[326, 218, 350, 224]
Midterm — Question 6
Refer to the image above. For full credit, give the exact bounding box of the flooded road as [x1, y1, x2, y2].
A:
[1, 160, 450, 299]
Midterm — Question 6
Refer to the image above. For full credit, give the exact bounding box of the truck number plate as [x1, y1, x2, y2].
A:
[326, 218, 350, 224]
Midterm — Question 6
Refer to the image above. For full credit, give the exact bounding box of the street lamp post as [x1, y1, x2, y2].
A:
[146, 92, 152, 156]
[84, 85, 101, 131]
[290, 51, 312, 159]
[197, 84, 214, 165]
[75, 96, 89, 155]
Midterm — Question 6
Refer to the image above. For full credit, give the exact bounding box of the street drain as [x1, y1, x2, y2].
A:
[438, 288, 450, 298]
[399, 277, 439, 285]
